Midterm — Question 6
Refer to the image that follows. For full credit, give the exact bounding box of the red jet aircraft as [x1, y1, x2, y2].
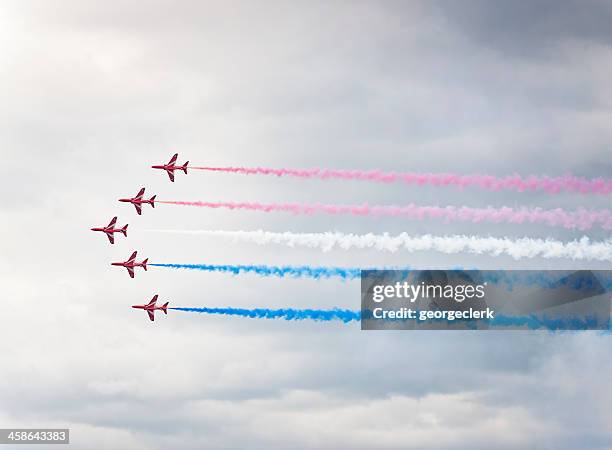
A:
[111, 251, 148, 278]
[132, 295, 169, 322]
[152, 153, 188, 182]
[91, 217, 128, 244]
[119, 188, 156, 215]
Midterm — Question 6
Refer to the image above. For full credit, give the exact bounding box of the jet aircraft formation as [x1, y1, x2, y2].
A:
[132, 295, 169, 322]
[91, 153, 189, 321]
[91, 216, 128, 244]
[152, 153, 189, 182]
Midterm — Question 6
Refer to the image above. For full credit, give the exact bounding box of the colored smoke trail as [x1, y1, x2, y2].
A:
[149, 263, 612, 290]
[170, 307, 360, 322]
[190, 166, 612, 195]
[169, 307, 607, 329]
[149, 263, 361, 279]
[488, 315, 607, 330]
[147, 229, 612, 261]
[155, 200, 612, 230]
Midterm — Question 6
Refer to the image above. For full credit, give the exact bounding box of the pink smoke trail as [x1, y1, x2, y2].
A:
[189, 167, 612, 195]
[156, 200, 612, 230]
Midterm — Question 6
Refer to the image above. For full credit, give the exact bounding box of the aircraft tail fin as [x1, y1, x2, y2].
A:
[142, 258, 148, 271]
[181, 162, 189, 174]
[162, 302, 169, 314]
[121, 224, 128, 237]
[150, 195, 156, 207]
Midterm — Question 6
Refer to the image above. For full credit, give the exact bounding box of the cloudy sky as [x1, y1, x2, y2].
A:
[1, 1, 611, 449]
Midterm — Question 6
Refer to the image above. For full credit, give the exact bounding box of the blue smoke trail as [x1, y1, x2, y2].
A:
[359, 310, 608, 330]
[151, 263, 612, 289]
[150, 263, 361, 279]
[170, 307, 360, 322]
[171, 307, 608, 330]
[490, 315, 606, 330]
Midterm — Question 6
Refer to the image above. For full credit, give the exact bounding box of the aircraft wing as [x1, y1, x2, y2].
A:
[135, 188, 145, 199]
[134, 203, 142, 215]
[105, 232, 115, 244]
[108, 217, 117, 227]
[168, 153, 178, 165]
[166, 169, 175, 182]
[147, 295, 158, 307]
[127, 267, 135, 278]
[148, 310, 155, 321]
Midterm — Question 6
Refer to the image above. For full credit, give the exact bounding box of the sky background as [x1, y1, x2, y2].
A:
[1, 1, 611, 449]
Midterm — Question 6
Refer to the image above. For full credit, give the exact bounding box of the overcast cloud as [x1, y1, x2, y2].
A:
[1, 1, 611, 449]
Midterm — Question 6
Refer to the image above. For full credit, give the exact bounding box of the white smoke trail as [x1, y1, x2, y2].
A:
[147, 229, 612, 261]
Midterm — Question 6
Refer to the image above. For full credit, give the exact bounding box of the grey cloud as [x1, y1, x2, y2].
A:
[431, 0, 612, 56]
